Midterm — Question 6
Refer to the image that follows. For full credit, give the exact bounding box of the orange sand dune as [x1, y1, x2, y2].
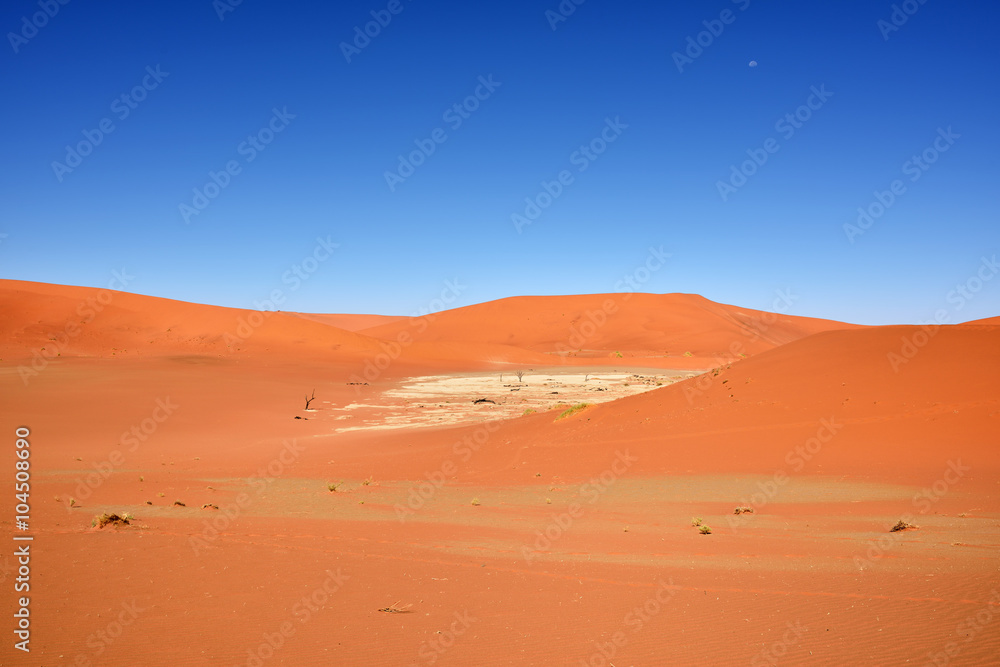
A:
[359, 293, 859, 366]
[0, 281, 549, 371]
[2, 282, 997, 666]
[290, 312, 406, 332]
[2, 281, 856, 373]
[306, 322, 1000, 488]
[0, 279, 387, 362]
[963, 315, 1000, 325]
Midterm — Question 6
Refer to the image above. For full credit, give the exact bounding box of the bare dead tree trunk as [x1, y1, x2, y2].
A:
[305, 389, 316, 410]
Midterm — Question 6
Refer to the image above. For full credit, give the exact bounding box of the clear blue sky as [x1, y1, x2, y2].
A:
[2, 0, 997, 325]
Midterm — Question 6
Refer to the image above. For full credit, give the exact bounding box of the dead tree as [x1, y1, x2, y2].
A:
[304, 389, 316, 410]
[515, 370, 524, 383]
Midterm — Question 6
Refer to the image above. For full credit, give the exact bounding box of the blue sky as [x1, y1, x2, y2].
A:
[2, 0, 997, 325]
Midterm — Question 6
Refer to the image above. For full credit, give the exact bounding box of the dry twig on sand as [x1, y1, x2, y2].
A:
[378, 601, 413, 614]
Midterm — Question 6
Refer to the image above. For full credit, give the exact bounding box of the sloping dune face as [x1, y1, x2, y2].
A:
[963, 315, 1000, 325]
[359, 292, 858, 367]
[290, 312, 407, 332]
[0, 280, 388, 362]
[451, 324, 1000, 484]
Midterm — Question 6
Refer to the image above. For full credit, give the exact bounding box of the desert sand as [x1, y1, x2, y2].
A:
[1, 279, 998, 666]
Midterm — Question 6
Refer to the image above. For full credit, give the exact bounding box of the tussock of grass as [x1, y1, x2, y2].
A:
[556, 403, 590, 420]
[890, 519, 917, 532]
[698, 524, 712, 535]
[691, 517, 703, 527]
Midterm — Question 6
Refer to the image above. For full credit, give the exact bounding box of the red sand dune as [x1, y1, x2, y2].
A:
[1, 281, 857, 372]
[290, 312, 406, 332]
[0, 281, 553, 372]
[415, 323, 1000, 486]
[963, 315, 1000, 325]
[359, 292, 859, 367]
[0, 279, 385, 361]
[1, 281, 997, 666]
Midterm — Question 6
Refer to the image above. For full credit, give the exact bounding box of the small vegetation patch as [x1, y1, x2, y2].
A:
[890, 519, 917, 532]
[733, 506, 754, 515]
[328, 482, 343, 492]
[691, 517, 704, 527]
[556, 403, 590, 420]
[470, 497, 481, 506]
[378, 601, 413, 614]
[698, 524, 712, 535]
[93, 512, 133, 529]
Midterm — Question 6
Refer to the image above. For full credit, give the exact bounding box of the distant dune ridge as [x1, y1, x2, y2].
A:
[358, 292, 859, 360]
[1, 280, 860, 369]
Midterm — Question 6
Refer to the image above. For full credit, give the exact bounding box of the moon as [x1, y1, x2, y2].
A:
[748, 60, 758, 67]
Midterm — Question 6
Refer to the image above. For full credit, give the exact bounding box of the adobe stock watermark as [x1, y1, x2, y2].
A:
[716, 85, 833, 201]
[740, 289, 799, 344]
[18, 268, 134, 385]
[179, 107, 295, 224]
[887, 254, 996, 373]
[213, 0, 244, 21]
[750, 620, 808, 666]
[340, 0, 413, 63]
[511, 116, 628, 233]
[545, 0, 587, 30]
[408, 610, 477, 666]
[188, 439, 306, 555]
[61, 397, 178, 511]
[522, 450, 638, 562]
[878, 0, 930, 41]
[7, 0, 71, 54]
[921, 589, 1000, 667]
[384, 75, 501, 192]
[348, 278, 467, 389]
[86, 600, 145, 661]
[51, 65, 169, 182]
[555, 246, 670, 356]
[683, 288, 798, 405]
[728, 416, 842, 531]
[237, 568, 350, 667]
[672, 0, 752, 73]
[579, 579, 676, 666]
[223, 236, 340, 349]
[854, 459, 969, 570]
[394, 419, 500, 522]
[844, 126, 959, 243]
[54, 598, 146, 666]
